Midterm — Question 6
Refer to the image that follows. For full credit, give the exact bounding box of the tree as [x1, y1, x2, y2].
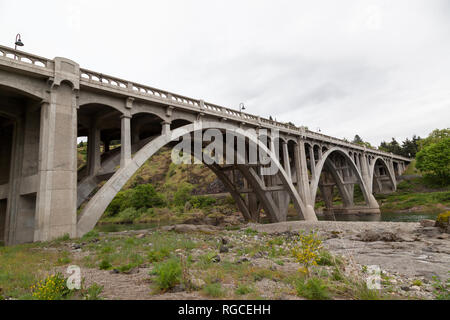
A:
[400, 135, 421, 158]
[351, 135, 374, 149]
[419, 128, 450, 149]
[378, 138, 402, 155]
[352, 135, 363, 144]
[415, 137, 450, 186]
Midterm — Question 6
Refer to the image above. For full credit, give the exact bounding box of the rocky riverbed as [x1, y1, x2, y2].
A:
[62, 220, 448, 300]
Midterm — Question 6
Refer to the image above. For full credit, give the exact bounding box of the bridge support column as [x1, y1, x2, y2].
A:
[360, 154, 379, 209]
[120, 115, 132, 167]
[87, 125, 101, 176]
[161, 121, 171, 135]
[34, 84, 78, 242]
[4, 117, 25, 245]
[294, 139, 316, 220]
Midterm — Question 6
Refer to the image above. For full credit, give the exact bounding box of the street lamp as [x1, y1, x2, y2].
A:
[14, 33, 24, 50]
[239, 102, 245, 113]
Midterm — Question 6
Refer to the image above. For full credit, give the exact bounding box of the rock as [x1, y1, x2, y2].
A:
[411, 285, 421, 291]
[212, 255, 221, 263]
[136, 233, 145, 239]
[171, 224, 219, 234]
[190, 278, 206, 289]
[235, 257, 249, 264]
[123, 267, 139, 274]
[172, 283, 186, 292]
[71, 243, 81, 249]
[420, 219, 436, 227]
[219, 245, 229, 253]
[252, 251, 264, 259]
[221, 237, 229, 245]
[110, 269, 120, 274]
[359, 230, 402, 242]
[401, 286, 410, 291]
[173, 224, 197, 233]
[418, 227, 441, 237]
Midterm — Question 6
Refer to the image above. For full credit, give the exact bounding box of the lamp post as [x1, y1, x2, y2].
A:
[239, 102, 245, 113]
[14, 33, 24, 50]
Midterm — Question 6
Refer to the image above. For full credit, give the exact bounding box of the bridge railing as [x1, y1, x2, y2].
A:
[0, 45, 411, 162]
[0, 45, 52, 69]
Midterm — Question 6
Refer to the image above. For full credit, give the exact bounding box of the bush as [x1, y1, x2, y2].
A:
[173, 183, 194, 207]
[296, 277, 331, 300]
[317, 251, 342, 266]
[105, 184, 165, 217]
[190, 195, 217, 208]
[99, 259, 112, 270]
[83, 283, 103, 300]
[203, 283, 225, 298]
[152, 258, 182, 291]
[416, 137, 450, 186]
[235, 284, 254, 295]
[118, 207, 140, 223]
[291, 231, 323, 275]
[129, 184, 165, 209]
[31, 273, 71, 300]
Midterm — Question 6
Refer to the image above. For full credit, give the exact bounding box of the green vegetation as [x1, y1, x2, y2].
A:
[431, 274, 450, 300]
[416, 137, 450, 186]
[151, 257, 183, 291]
[295, 276, 331, 300]
[203, 282, 226, 298]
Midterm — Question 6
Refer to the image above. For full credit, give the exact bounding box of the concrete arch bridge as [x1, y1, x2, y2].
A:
[0, 45, 410, 245]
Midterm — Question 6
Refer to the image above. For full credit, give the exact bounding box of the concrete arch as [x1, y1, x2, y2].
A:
[0, 80, 46, 102]
[76, 120, 312, 236]
[78, 91, 126, 114]
[310, 147, 372, 206]
[369, 156, 396, 192]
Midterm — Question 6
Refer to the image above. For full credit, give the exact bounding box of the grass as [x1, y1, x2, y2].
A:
[295, 277, 331, 300]
[151, 257, 182, 291]
[376, 190, 450, 212]
[0, 243, 66, 299]
[203, 282, 226, 298]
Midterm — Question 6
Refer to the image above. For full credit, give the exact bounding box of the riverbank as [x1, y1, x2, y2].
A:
[1, 220, 448, 300]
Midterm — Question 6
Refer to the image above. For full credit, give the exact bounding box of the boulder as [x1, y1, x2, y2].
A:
[358, 229, 402, 242]
[420, 219, 436, 227]
[435, 211, 450, 233]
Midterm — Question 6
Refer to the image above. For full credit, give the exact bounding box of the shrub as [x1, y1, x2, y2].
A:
[99, 259, 112, 270]
[129, 184, 165, 209]
[173, 183, 194, 207]
[31, 273, 70, 300]
[291, 231, 323, 275]
[190, 195, 217, 208]
[152, 258, 182, 291]
[83, 283, 103, 300]
[235, 284, 254, 295]
[431, 275, 450, 300]
[203, 283, 225, 298]
[118, 207, 140, 223]
[295, 277, 331, 300]
[148, 248, 170, 262]
[416, 137, 450, 186]
[317, 250, 342, 266]
[105, 184, 165, 217]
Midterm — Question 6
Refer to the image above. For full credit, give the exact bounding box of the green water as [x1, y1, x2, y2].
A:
[317, 211, 439, 222]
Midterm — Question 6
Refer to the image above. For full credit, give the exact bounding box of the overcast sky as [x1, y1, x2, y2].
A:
[1, 0, 449, 146]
